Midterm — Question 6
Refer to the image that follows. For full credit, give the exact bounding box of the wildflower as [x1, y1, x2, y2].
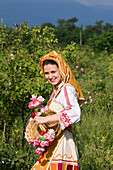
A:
[91, 65, 93, 67]
[90, 99, 92, 103]
[88, 96, 91, 100]
[80, 68, 84, 72]
[88, 91, 90, 95]
[76, 65, 79, 68]
[11, 54, 13, 56]
[84, 101, 87, 104]
[7, 59, 10, 64]
[39, 35, 41, 38]
[29, 53, 33, 56]
[11, 56, 14, 59]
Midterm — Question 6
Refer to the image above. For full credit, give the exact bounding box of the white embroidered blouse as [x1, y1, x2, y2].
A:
[50, 82, 81, 130]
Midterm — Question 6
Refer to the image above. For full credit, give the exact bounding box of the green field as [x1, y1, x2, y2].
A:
[0, 21, 113, 169]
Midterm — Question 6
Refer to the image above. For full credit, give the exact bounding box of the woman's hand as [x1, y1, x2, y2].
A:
[34, 114, 59, 125]
[34, 116, 47, 125]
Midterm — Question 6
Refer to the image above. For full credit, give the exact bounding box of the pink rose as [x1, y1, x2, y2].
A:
[28, 100, 40, 108]
[30, 94, 37, 100]
[29, 117, 33, 122]
[43, 133, 49, 140]
[44, 105, 49, 111]
[35, 148, 45, 155]
[80, 68, 84, 72]
[37, 96, 44, 102]
[47, 134, 55, 142]
[36, 112, 42, 116]
[29, 141, 34, 145]
[48, 129, 55, 135]
[88, 91, 90, 95]
[90, 99, 92, 103]
[33, 138, 40, 146]
[40, 141, 49, 147]
[88, 96, 91, 100]
[84, 101, 87, 104]
[40, 106, 45, 113]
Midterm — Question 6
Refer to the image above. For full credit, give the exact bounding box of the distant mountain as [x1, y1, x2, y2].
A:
[0, 1, 113, 28]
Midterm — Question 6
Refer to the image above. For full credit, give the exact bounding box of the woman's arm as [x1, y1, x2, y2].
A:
[56, 84, 81, 130]
[34, 114, 59, 125]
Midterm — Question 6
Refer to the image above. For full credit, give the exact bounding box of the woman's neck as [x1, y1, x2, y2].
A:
[54, 81, 63, 89]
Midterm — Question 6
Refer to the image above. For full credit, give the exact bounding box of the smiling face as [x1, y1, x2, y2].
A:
[44, 64, 62, 86]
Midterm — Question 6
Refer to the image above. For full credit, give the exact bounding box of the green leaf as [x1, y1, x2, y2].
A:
[38, 136, 45, 142]
[41, 113, 45, 116]
[34, 107, 39, 113]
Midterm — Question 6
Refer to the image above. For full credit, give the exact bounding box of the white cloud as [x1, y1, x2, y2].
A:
[73, 0, 113, 6]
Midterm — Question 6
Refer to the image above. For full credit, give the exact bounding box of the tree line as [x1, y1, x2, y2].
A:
[41, 17, 113, 52]
[1, 17, 113, 52]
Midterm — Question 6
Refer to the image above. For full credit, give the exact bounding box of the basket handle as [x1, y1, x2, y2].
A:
[39, 124, 46, 131]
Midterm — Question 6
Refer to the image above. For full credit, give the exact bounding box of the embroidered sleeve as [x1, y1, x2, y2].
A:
[60, 112, 72, 128]
[57, 84, 81, 130]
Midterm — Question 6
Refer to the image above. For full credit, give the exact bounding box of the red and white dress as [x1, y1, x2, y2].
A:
[31, 82, 81, 170]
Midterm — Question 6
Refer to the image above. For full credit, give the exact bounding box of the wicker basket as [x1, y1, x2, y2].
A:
[25, 110, 62, 142]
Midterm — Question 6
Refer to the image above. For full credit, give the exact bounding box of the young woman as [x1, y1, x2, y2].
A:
[31, 51, 85, 170]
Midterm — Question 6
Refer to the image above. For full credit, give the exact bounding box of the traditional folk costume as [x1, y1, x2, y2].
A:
[31, 51, 85, 170]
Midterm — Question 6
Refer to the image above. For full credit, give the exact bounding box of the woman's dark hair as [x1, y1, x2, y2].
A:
[43, 59, 58, 67]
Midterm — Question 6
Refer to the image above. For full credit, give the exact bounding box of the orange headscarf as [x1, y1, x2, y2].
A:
[40, 51, 85, 106]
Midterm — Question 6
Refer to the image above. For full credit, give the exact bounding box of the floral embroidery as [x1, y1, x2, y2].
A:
[60, 112, 71, 128]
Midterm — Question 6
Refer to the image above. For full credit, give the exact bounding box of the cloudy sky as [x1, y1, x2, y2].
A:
[1, 0, 113, 27]
[73, 0, 113, 6]
[1, 0, 113, 6]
